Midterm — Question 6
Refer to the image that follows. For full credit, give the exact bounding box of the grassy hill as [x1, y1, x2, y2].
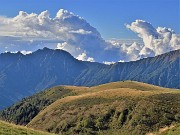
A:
[0, 85, 87, 125]
[0, 120, 54, 135]
[25, 81, 180, 135]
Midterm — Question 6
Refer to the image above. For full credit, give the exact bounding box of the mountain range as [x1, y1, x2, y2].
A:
[0, 48, 179, 109]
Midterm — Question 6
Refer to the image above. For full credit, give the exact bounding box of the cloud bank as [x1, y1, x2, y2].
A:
[0, 9, 179, 63]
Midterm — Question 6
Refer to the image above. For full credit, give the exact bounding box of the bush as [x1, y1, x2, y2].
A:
[118, 109, 129, 126]
[81, 117, 94, 128]
[95, 117, 105, 130]
[175, 114, 180, 122]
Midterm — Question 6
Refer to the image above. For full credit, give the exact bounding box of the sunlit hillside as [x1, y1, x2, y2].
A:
[26, 81, 180, 135]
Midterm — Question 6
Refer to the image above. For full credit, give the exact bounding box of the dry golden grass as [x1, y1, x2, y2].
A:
[27, 81, 180, 135]
[0, 120, 55, 135]
[91, 81, 178, 91]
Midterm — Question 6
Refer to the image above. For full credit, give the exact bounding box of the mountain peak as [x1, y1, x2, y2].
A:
[0, 49, 179, 110]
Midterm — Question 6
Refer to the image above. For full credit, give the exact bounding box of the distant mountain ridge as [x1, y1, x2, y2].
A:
[0, 48, 179, 109]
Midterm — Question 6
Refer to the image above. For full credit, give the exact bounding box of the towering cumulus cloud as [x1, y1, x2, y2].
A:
[126, 20, 180, 58]
[0, 10, 179, 62]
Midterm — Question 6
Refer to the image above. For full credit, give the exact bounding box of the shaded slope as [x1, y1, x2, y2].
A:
[76, 49, 180, 88]
[0, 48, 87, 109]
[0, 49, 179, 109]
[27, 81, 180, 135]
[0, 85, 87, 125]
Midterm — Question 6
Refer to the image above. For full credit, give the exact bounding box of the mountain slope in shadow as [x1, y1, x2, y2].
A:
[0, 48, 179, 109]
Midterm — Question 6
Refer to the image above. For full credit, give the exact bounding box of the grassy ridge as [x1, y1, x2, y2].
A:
[1, 81, 179, 135]
[0, 120, 54, 135]
[27, 81, 180, 135]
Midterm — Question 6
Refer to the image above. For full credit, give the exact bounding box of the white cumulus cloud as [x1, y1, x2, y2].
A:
[20, 50, 32, 55]
[126, 20, 180, 57]
[0, 10, 179, 63]
[76, 52, 94, 62]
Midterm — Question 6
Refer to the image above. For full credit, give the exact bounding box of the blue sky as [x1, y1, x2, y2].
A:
[0, 0, 179, 39]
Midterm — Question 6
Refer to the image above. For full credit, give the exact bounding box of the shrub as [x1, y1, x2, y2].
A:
[81, 117, 94, 128]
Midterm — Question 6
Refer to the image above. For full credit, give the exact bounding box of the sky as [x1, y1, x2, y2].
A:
[0, 0, 179, 63]
[0, 0, 179, 39]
